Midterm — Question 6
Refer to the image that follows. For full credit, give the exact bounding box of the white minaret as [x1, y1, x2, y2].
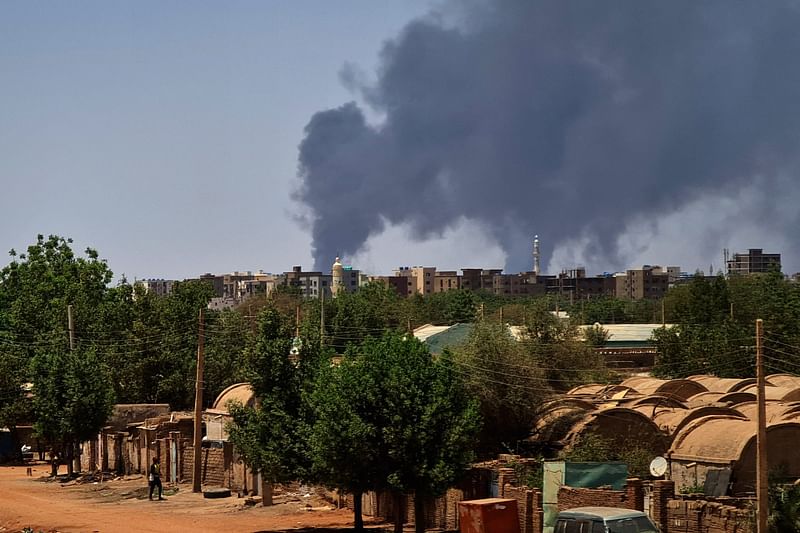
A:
[533, 235, 540, 274]
[331, 256, 344, 297]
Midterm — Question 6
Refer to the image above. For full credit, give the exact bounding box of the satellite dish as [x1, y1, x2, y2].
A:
[649, 456, 668, 478]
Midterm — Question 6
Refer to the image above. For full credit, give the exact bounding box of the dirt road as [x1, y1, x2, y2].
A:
[0, 464, 374, 532]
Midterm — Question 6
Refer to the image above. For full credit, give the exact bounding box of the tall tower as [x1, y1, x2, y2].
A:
[533, 235, 541, 274]
[331, 256, 344, 297]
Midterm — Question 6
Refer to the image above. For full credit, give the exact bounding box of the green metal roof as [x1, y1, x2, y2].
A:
[422, 323, 473, 354]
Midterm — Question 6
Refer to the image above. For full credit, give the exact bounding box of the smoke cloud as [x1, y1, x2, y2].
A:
[295, 1, 800, 273]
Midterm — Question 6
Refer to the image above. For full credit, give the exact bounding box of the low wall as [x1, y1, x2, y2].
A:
[665, 498, 751, 533]
[182, 443, 235, 488]
[557, 479, 644, 512]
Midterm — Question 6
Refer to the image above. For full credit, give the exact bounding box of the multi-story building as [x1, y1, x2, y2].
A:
[727, 249, 781, 275]
[615, 266, 671, 300]
[136, 278, 176, 297]
[393, 266, 436, 295]
[283, 266, 332, 299]
[434, 271, 461, 293]
[490, 272, 543, 296]
[199, 271, 281, 301]
[543, 268, 616, 299]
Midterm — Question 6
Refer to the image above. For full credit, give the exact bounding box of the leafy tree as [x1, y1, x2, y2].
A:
[583, 323, 610, 347]
[768, 483, 800, 533]
[0, 235, 113, 356]
[522, 302, 609, 390]
[328, 282, 403, 347]
[561, 433, 651, 478]
[101, 279, 214, 409]
[452, 321, 552, 454]
[228, 308, 316, 502]
[31, 342, 114, 476]
[311, 333, 480, 533]
[0, 337, 31, 461]
[203, 309, 250, 403]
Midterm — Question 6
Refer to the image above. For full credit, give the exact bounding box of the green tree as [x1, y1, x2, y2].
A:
[322, 281, 404, 352]
[452, 321, 552, 454]
[768, 483, 800, 533]
[311, 333, 480, 533]
[0, 235, 113, 356]
[0, 337, 30, 461]
[522, 302, 609, 390]
[583, 323, 610, 347]
[203, 309, 250, 403]
[31, 342, 114, 476]
[228, 308, 317, 502]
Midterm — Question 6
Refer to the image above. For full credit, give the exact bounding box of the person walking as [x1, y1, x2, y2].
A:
[149, 457, 164, 501]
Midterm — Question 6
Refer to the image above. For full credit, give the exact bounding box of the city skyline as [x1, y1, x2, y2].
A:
[3, 2, 800, 281]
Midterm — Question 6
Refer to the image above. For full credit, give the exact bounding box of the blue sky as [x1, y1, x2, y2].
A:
[5, 2, 795, 280]
[0, 1, 483, 280]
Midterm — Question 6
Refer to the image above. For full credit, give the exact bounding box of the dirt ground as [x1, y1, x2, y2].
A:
[0, 463, 387, 533]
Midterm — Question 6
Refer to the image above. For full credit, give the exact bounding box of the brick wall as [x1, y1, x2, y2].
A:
[557, 479, 644, 512]
[504, 484, 542, 533]
[652, 480, 675, 532]
[664, 499, 751, 533]
[346, 468, 492, 530]
[181, 445, 233, 487]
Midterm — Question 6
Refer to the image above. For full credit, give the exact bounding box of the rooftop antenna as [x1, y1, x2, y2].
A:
[533, 235, 541, 274]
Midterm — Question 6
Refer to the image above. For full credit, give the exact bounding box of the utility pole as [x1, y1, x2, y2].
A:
[319, 289, 325, 348]
[661, 300, 666, 327]
[67, 304, 79, 474]
[295, 305, 301, 338]
[192, 308, 205, 493]
[499, 306, 504, 324]
[730, 302, 734, 320]
[756, 318, 767, 533]
[67, 304, 76, 351]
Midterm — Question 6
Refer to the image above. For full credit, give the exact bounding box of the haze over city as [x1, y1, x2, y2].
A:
[2, 1, 800, 280]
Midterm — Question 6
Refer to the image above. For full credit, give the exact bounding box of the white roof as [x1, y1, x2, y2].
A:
[579, 323, 673, 342]
[412, 324, 454, 342]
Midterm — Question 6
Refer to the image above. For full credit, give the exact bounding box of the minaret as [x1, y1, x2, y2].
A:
[533, 235, 541, 274]
[331, 256, 344, 297]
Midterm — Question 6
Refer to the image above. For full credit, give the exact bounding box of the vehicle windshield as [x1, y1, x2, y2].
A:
[606, 516, 659, 533]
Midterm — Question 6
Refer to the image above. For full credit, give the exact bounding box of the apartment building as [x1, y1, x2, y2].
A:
[434, 270, 461, 293]
[727, 248, 781, 275]
[543, 268, 616, 299]
[199, 271, 281, 301]
[393, 266, 436, 295]
[283, 266, 332, 299]
[615, 266, 671, 300]
[136, 278, 176, 297]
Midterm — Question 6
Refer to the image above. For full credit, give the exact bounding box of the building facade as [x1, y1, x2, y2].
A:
[727, 248, 781, 275]
[615, 266, 672, 300]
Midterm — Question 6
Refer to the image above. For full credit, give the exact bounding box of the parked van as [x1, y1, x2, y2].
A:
[555, 507, 659, 533]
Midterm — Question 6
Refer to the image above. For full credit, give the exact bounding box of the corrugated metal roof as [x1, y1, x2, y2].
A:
[412, 324, 453, 342]
[579, 323, 673, 343]
[413, 323, 474, 354]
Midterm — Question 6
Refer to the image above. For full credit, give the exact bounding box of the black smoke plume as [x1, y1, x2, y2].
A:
[295, 1, 800, 272]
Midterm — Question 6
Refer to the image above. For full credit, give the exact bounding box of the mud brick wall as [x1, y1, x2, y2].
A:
[181, 445, 230, 487]
[504, 484, 543, 533]
[653, 480, 675, 532]
[558, 479, 644, 513]
[347, 468, 492, 530]
[665, 499, 751, 533]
